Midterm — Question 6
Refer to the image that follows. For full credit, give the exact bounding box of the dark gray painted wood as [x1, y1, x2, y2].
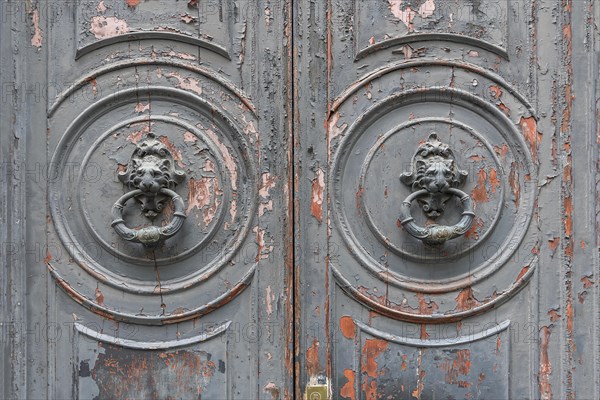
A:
[3, 0, 292, 398]
[294, 0, 599, 399]
[3, 0, 600, 399]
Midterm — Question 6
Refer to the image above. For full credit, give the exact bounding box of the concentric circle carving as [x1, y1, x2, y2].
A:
[328, 61, 537, 321]
[359, 118, 504, 261]
[78, 114, 229, 267]
[47, 60, 259, 323]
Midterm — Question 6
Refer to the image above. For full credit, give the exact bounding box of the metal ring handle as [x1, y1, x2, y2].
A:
[399, 188, 475, 246]
[111, 188, 186, 247]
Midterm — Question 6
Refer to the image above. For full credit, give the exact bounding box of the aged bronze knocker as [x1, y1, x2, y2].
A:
[399, 133, 474, 246]
[111, 132, 186, 247]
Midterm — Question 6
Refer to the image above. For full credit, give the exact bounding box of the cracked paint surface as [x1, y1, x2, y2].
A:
[30, 8, 43, 48]
[311, 168, 325, 223]
[89, 16, 129, 39]
[186, 177, 222, 228]
[389, 0, 436, 30]
[83, 344, 219, 398]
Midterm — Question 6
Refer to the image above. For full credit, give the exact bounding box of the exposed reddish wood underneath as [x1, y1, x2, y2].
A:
[401, 354, 408, 371]
[310, 169, 325, 223]
[90, 344, 215, 398]
[253, 226, 272, 262]
[454, 287, 481, 312]
[259, 172, 277, 198]
[53, 272, 114, 320]
[420, 324, 428, 340]
[508, 162, 521, 207]
[325, 0, 333, 115]
[126, 124, 150, 144]
[471, 168, 489, 203]
[411, 369, 426, 399]
[560, 9, 575, 396]
[439, 349, 471, 386]
[417, 293, 439, 316]
[563, 189, 573, 239]
[497, 102, 510, 116]
[95, 287, 105, 306]
[520, 116, 540, 164]
[339, 316, 356, 339]
[488, 168, 500, 193]
[548, 237, 560, 251]
[324, 255, 332, 381]
[489, 85, 502, 99]
[566, 299, 574, 336]
[539, 326, 552, 400]
[361, 338, 388, 400]
[351, 276, 526, 323]
[340, 369, 356, 400]
[49, 260, 252, 325]
[493, 144, 509, 160]
[548, 309, 561, 323]
[356, 186, 365, 213]
[158, 136, 184, 168]
[186, 177, 220, 227]
[581, 275, 594, 289]
[134, 102, 149, 113]
[29, 8, 43, 48]
[164, 278, 251, 324]
[564, 207, 573, 261]
[464, 217, 483, 240]
[363, 380, 377, 400]
[361, 339, 388, 378]
[516, 266, 530, 282]
[89, 16, 129, 39]
[44, 250, 52, 264]
[305, 338, 320, 378]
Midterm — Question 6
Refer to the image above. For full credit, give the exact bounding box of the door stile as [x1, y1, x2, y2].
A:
[1, 4, 29, 397]
[6, 0, 296, 398]
[292, 0, 333, 396]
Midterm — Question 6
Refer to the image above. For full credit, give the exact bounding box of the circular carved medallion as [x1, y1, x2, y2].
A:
[328, 61, 538, 321]
[47, 60, 259, 324]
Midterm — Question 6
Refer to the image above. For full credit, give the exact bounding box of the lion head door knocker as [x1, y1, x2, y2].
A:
[399, 133, 475, 246]
[111, 132, 187, 247]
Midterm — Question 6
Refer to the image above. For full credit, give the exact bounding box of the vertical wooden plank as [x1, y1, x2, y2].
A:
[25, 0, 51, 398]
[294, 0, 331, 395]
[252, 0, 295, 397]
[1, 0, 48, 397]
[535, 0, 563, 398]
[0, 0, 29, 396]
[1, 1, 11, 395]
[5, 0, 294, 397]
[536, 1, 599, 399]
[559, 2, 575, 397]
[569, 1, 599, 398]
[294, 0, 577, 398]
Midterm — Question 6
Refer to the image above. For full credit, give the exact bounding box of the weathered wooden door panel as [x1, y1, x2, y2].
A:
[2, 0, 600, 399]
[2, 0, 292, 398]
[294, 0, 599, 399]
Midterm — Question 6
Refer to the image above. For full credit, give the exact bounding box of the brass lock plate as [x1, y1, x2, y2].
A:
[305, 375, 330, 400]
[306, 385, 328, 400]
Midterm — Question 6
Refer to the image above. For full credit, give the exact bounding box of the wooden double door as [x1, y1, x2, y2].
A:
[1, 0, 598, 398]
